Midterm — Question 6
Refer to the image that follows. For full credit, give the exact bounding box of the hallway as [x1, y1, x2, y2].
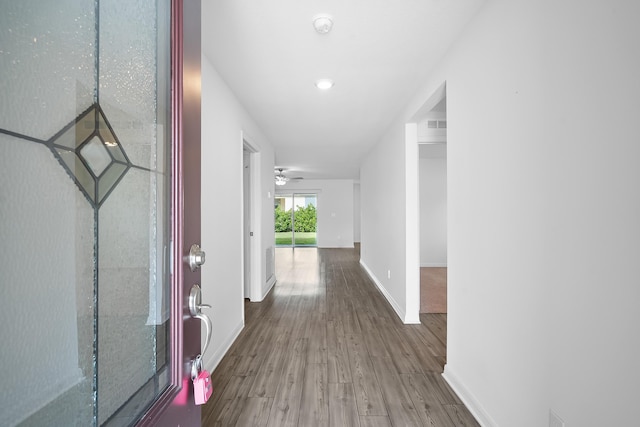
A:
[202, 247, 478, 426]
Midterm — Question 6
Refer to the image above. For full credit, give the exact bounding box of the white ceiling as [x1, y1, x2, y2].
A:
[202, 0, 484, 180]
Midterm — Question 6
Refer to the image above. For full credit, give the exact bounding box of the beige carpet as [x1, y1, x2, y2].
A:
[420, 267, 447, 313]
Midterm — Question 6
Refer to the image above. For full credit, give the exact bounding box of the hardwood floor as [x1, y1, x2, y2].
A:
[202, 247, 478, 426]
[420, 267, 447, 314]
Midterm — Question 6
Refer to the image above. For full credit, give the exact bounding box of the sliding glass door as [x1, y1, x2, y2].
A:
[275, 194, 317, 247]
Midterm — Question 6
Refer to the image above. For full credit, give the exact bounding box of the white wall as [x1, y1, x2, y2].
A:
[360, 120, 410, 322]
[542, 2, 640, 426]
[362, 0, 640, 425]
[419, 154, 447, 266]
[276, 179, 354, 248]
[201, 53, 275, 372]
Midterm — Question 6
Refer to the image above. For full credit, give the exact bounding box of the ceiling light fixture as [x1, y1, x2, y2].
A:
[313, 14, 334, 34]
[275, 168, 289, 186]
[315, 79, 334, 90]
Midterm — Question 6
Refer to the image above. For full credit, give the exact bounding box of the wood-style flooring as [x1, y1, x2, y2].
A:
[202, 247, 478, 426]
[420, 267, 447, 314]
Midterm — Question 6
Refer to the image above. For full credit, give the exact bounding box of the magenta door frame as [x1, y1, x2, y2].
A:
[137, 0, 202, 425]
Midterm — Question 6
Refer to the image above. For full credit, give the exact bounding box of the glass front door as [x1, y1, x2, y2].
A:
[0, 1, 199, 425]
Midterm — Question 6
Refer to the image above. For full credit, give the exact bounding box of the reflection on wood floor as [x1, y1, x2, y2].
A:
[202, 247, 479, 426]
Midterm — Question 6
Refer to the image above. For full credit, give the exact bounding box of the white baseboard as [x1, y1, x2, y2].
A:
[262, 275, 276, 300]
[204, 320, 244, 374]
[360, 259, 417, 324]
[249, 275, 276, 302]
[420, 263, 448, 268]
[442, 365, 498, 427]
[404, 310, 421, 324]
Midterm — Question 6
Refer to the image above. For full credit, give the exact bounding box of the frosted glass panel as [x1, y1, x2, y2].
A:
[98, 168, 168, 425]
[0, 0, 172, 425]
[0, 0, 96, 140]
[97, 180, 152, 418]
[0, 135, 95, 426]
[99, 1, 160, 170]
[95, 0, 172, 424]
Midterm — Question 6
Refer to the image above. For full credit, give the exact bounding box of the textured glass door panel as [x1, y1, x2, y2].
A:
[0, 135, 95, 426]
[99, 1, 163, 171]
[98, 167, 170, 425]
[0, 0, 96, 140]
[0, 1, 172, 426]
[96, 0, 172, 425]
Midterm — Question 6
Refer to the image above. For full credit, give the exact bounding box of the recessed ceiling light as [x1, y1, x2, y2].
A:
[313, 14, 333, 34]
[315, 79, 334, 90]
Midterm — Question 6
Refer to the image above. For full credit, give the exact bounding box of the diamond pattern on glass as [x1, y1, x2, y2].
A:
[49, 104, 130, 206]
[80, 136, 111, 176]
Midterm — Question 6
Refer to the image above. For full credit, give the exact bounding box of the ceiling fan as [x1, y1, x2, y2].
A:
[274, 168, 303, 186]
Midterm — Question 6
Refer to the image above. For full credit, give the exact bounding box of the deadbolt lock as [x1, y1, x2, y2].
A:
[187, 244, 206, 272]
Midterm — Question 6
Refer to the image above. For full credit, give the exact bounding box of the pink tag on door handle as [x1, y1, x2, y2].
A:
[193, 370, 212, 405]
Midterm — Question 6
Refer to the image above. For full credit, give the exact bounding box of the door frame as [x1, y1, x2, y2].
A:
[404, 82, 448, 325]
[243, 147, 251, 299]
[242, 132, 262, 302]
[138, 0, 202, 424]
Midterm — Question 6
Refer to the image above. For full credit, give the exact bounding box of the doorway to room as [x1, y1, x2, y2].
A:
[416, 85, 448, 315]
[274, 193, 317, 247]
[242, 134, 262, 302]
[243, 146, 252, 299]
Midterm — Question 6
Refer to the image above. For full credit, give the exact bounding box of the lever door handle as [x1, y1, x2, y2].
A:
[189, 284, 212, 356]
[194, 311, 212, 357]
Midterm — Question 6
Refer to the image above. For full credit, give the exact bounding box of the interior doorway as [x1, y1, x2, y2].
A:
[274, 193, 318, 247]
[417, 93, 448, 314]
[242, 134, 261, 301]
[416, 85, 448, 315]
[243, 147, 251, 299]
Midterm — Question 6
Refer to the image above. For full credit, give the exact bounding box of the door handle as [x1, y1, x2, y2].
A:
[189, 284, 212, 367]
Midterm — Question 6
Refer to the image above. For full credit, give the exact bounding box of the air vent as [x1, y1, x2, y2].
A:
[427, 120, 447, 129]
[418, 118, 447, 144]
